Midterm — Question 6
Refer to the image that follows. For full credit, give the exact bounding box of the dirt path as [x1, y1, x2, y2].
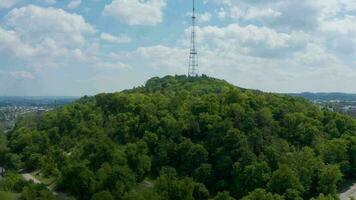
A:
[21, 172, 71, 199]
[339, 183, 356, 200]
[21, 173, 41, 184]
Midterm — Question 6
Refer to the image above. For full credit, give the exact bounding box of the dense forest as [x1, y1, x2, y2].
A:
[0, 75, 355, 200]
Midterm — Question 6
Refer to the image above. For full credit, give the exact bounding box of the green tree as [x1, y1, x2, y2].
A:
[154, 168, 195, 200]
[267, 165, 303, 196]
[232, 161, 271, 196]
[0, 130, 8, 166]
[0, 171, 28, 192]
[20, 184, 56, 200]
[212, 191, 235, 200]
[310, 194, 336, 200]
[57, 162, 96, 199]
[193, 183, 209, 200]
[241, 189, 284, 200]
[125, 142, 152, 181]
[176, 140, 208, 175]
[91, 191, 114, 200]
[317, 165, 342, 195]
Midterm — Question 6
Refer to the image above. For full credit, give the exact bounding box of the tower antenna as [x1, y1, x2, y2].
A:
[188, 0, 199, 77]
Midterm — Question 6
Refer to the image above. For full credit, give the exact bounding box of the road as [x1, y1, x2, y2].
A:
[339, 183, 356, 200]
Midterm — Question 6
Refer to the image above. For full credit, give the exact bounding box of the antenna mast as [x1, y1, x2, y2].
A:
[188, 0, 199, 77]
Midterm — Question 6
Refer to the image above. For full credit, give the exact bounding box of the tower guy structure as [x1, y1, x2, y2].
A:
[188, 0, 199, 77]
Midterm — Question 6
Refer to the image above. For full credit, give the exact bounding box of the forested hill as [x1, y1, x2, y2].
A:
[1, 75, 355, 200]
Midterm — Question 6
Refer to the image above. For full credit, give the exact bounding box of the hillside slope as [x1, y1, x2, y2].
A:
[1, 75, 355, 200]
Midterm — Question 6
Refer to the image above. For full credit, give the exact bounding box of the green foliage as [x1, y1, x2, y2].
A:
[317, 165, 342, 195]
[20, 184, 56, 200]
[192, 183, 209, 200]
[267, 165, 303, 196]
[0, 191, 14, 200]
[241, 189, 284, 200]
[90, 191, 114, 200]
[4, 75, 356, 200]
[154, 168, 196, 200]
[212, 191, 235, 200]
[0, 130, 8, 166]
[57, 162, 96, 199]
[232, 161, 271, 197]
[0, 171, 28, 193]
[310, 194, 337, 200]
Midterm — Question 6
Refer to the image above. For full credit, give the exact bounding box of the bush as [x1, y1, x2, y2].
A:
[0, 171, 28, 192]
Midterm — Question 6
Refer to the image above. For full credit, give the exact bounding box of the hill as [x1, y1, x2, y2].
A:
[0, 75, 355, 200]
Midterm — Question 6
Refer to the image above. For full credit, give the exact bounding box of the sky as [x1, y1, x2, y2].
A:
[0, 0, 356, 96]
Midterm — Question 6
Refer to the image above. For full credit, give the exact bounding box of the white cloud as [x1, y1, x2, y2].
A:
[10, 71, 35, 80]
[1, 0, 356, 94]
[212, 0, 319, 31]
[193, 24, 301, 58]
[0, 0, 17, 8]
[5, 5, 94, 48]
[67, 0, 81, 9]
[45, 0, 56, 5]
[321, 15, 356, 36]
[0, 5, 101, 71]
[230, 7, 281, 20]
[100, 33, 131, 44]
[198, 12, 212, 23]
[216, 8, 226, 20]
[103, 0, 166, 25]
[0, 27, 37, 57]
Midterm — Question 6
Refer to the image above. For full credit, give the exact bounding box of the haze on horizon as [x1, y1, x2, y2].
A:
[0, 0, 356, 96]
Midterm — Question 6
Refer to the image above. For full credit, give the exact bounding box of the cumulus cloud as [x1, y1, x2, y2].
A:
[0, 27, 37, 57]
[100, 33, 131, 44]
[216, 8, 226, 20]
[190, 24, 308, 59]
[122, 0, 356, 92]
[67, 0, 81, 9]
[321, 15, 356, 36]
[211, 0, 320, 31]
[230, 6, 281, 21]
[0, 5, 105, 72]
[198, 12, 212, 23]
[5, 5, 94, 48]
[1, 0, 356, 95]
[103, 0, 166, 25]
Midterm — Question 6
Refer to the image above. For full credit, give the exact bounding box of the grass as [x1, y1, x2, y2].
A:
[0, 191, 20, 200]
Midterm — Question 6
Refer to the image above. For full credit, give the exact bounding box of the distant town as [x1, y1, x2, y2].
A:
[288, 92, 356, 118]
[0, 97, 77, 132]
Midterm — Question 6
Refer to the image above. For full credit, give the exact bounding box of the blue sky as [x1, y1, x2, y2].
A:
[0, 0, 356, 96]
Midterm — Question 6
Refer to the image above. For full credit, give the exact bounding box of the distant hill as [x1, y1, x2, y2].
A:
[288, 92, 356, 102]
[0, 75, 355, 200]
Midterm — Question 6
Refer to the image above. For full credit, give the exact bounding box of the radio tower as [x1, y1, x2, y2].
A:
[188, 0, 199, 77]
